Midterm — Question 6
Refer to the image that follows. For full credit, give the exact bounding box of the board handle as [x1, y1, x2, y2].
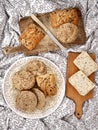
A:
[75, 102, 83, 119]
[2, 45, 27, 55]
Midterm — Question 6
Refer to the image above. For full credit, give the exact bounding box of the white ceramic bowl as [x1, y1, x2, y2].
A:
[2, 56, 65, 119]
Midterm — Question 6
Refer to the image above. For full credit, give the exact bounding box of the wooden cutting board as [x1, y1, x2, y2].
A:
[66, 52, 95, 119]
[2, 8, 86, 56]
[19, 8, 86, 55]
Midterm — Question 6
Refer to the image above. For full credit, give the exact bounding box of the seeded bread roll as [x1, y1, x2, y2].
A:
[74, 51, 98, 76]
[33, 88, 46, 109]
[55, 23, 78, 43]
[16, 91, 37, 112]
[25, 60, 47, 76]
[12, 70, 35, 90]
[50, 8, 79, 28]
[19, 24, 45, 50]
[36, 74, 57, 96]
[69, 70, 95, 96]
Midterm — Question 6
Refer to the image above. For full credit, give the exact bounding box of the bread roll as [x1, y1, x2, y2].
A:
[36, 74, 57, 96]
[25, 60, 47, 76]
[12, 70, 35, 90]
[33, 88, 46, 109]
[55, 23, 78, 43]
[16, 91, 37, 112]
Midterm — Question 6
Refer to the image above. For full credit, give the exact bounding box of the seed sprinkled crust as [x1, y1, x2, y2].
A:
[16, 91, 37, 112]
[50, 8, 79, 28]
[25, 60, 47, 76]
[19, 24, 45, 50]
[55, 23, 78, 43]
[12, 70, 35, 90]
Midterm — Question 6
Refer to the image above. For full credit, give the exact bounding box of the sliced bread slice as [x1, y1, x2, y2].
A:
[73, 51, 98, 76]
[69, 70, 95, 96]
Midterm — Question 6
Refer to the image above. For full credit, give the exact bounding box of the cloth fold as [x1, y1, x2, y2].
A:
[0, 0, 98, 129]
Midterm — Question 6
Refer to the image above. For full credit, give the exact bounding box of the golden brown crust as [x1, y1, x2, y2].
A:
[36, 74, 47, 96]
[36, 74, 57, 96]
[50, 8, 79, 28]
[19, 24, 45, 50]
[16, 91, 37, 112]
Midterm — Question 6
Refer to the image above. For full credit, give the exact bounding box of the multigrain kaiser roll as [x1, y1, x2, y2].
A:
[25, 60, 47, 76]
[12, 70, 35, 90]
[55, 23, 78, 43]
[15, 91, 37, 112]
[50, 8, 79, 28]
[19, 23, 45, 50]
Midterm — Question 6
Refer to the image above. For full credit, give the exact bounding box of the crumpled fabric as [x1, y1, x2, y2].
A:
[0, 0, 98, 130]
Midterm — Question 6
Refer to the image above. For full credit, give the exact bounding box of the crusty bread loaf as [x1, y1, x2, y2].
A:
[55, 23, 78, 43]
[69, 70, 95, 96]
[50, 8, 79, 28]
[74, 51, 98, 76]
[19, 24, 45, 50]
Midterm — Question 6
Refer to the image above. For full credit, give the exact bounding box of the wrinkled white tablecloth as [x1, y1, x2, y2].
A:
[0, 0, 98, 130]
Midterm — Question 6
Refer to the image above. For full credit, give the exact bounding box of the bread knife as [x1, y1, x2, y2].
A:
[31, 14, 67, 55]
[2, 14, 67, 56]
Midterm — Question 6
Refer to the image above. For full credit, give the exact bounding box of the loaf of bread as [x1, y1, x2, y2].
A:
[74, 51, 98, 76]
[50, 8, 79, 28]
[19, 24, 45, 50]
[55, 23, 78, 43]
[69, 70, 95, 96]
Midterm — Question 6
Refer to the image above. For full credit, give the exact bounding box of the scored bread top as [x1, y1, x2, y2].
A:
[19, 23, 45, 50]
[73, 51, 98, 76]
[69, 70, 95, 96]
[50, 8, 79, 28]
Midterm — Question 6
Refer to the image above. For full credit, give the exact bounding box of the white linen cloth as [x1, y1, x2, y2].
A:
[0, 0, 98, 129]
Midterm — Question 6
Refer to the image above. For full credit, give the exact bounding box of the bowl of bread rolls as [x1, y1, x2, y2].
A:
[2, 56, 65, 119]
